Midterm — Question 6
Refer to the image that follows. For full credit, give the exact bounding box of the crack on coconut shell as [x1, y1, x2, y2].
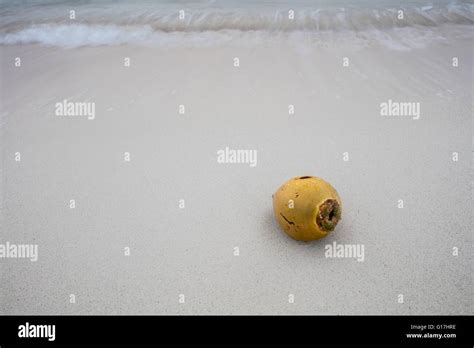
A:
[316, 199, 341, 232]
[280, 213, 295, 226]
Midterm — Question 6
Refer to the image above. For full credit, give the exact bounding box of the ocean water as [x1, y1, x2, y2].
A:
[0, 0, 472, 48]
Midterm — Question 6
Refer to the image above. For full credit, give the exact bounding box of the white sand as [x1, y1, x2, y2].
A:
[0, 37, 472, 314]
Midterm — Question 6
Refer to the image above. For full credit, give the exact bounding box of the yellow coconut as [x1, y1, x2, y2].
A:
[272, 176, 342, 241]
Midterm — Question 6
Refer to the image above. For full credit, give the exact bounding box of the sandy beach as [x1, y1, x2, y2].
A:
[0, 1, 472, 315]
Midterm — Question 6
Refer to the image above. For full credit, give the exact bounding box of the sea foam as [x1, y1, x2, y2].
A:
[0, 1, 472, 48]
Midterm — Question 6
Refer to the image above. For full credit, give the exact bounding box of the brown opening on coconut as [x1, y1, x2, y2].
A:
[316, 199, 341, 232]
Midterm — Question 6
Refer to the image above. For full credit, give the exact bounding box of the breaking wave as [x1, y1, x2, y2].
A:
[0, 1, 472, 48]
